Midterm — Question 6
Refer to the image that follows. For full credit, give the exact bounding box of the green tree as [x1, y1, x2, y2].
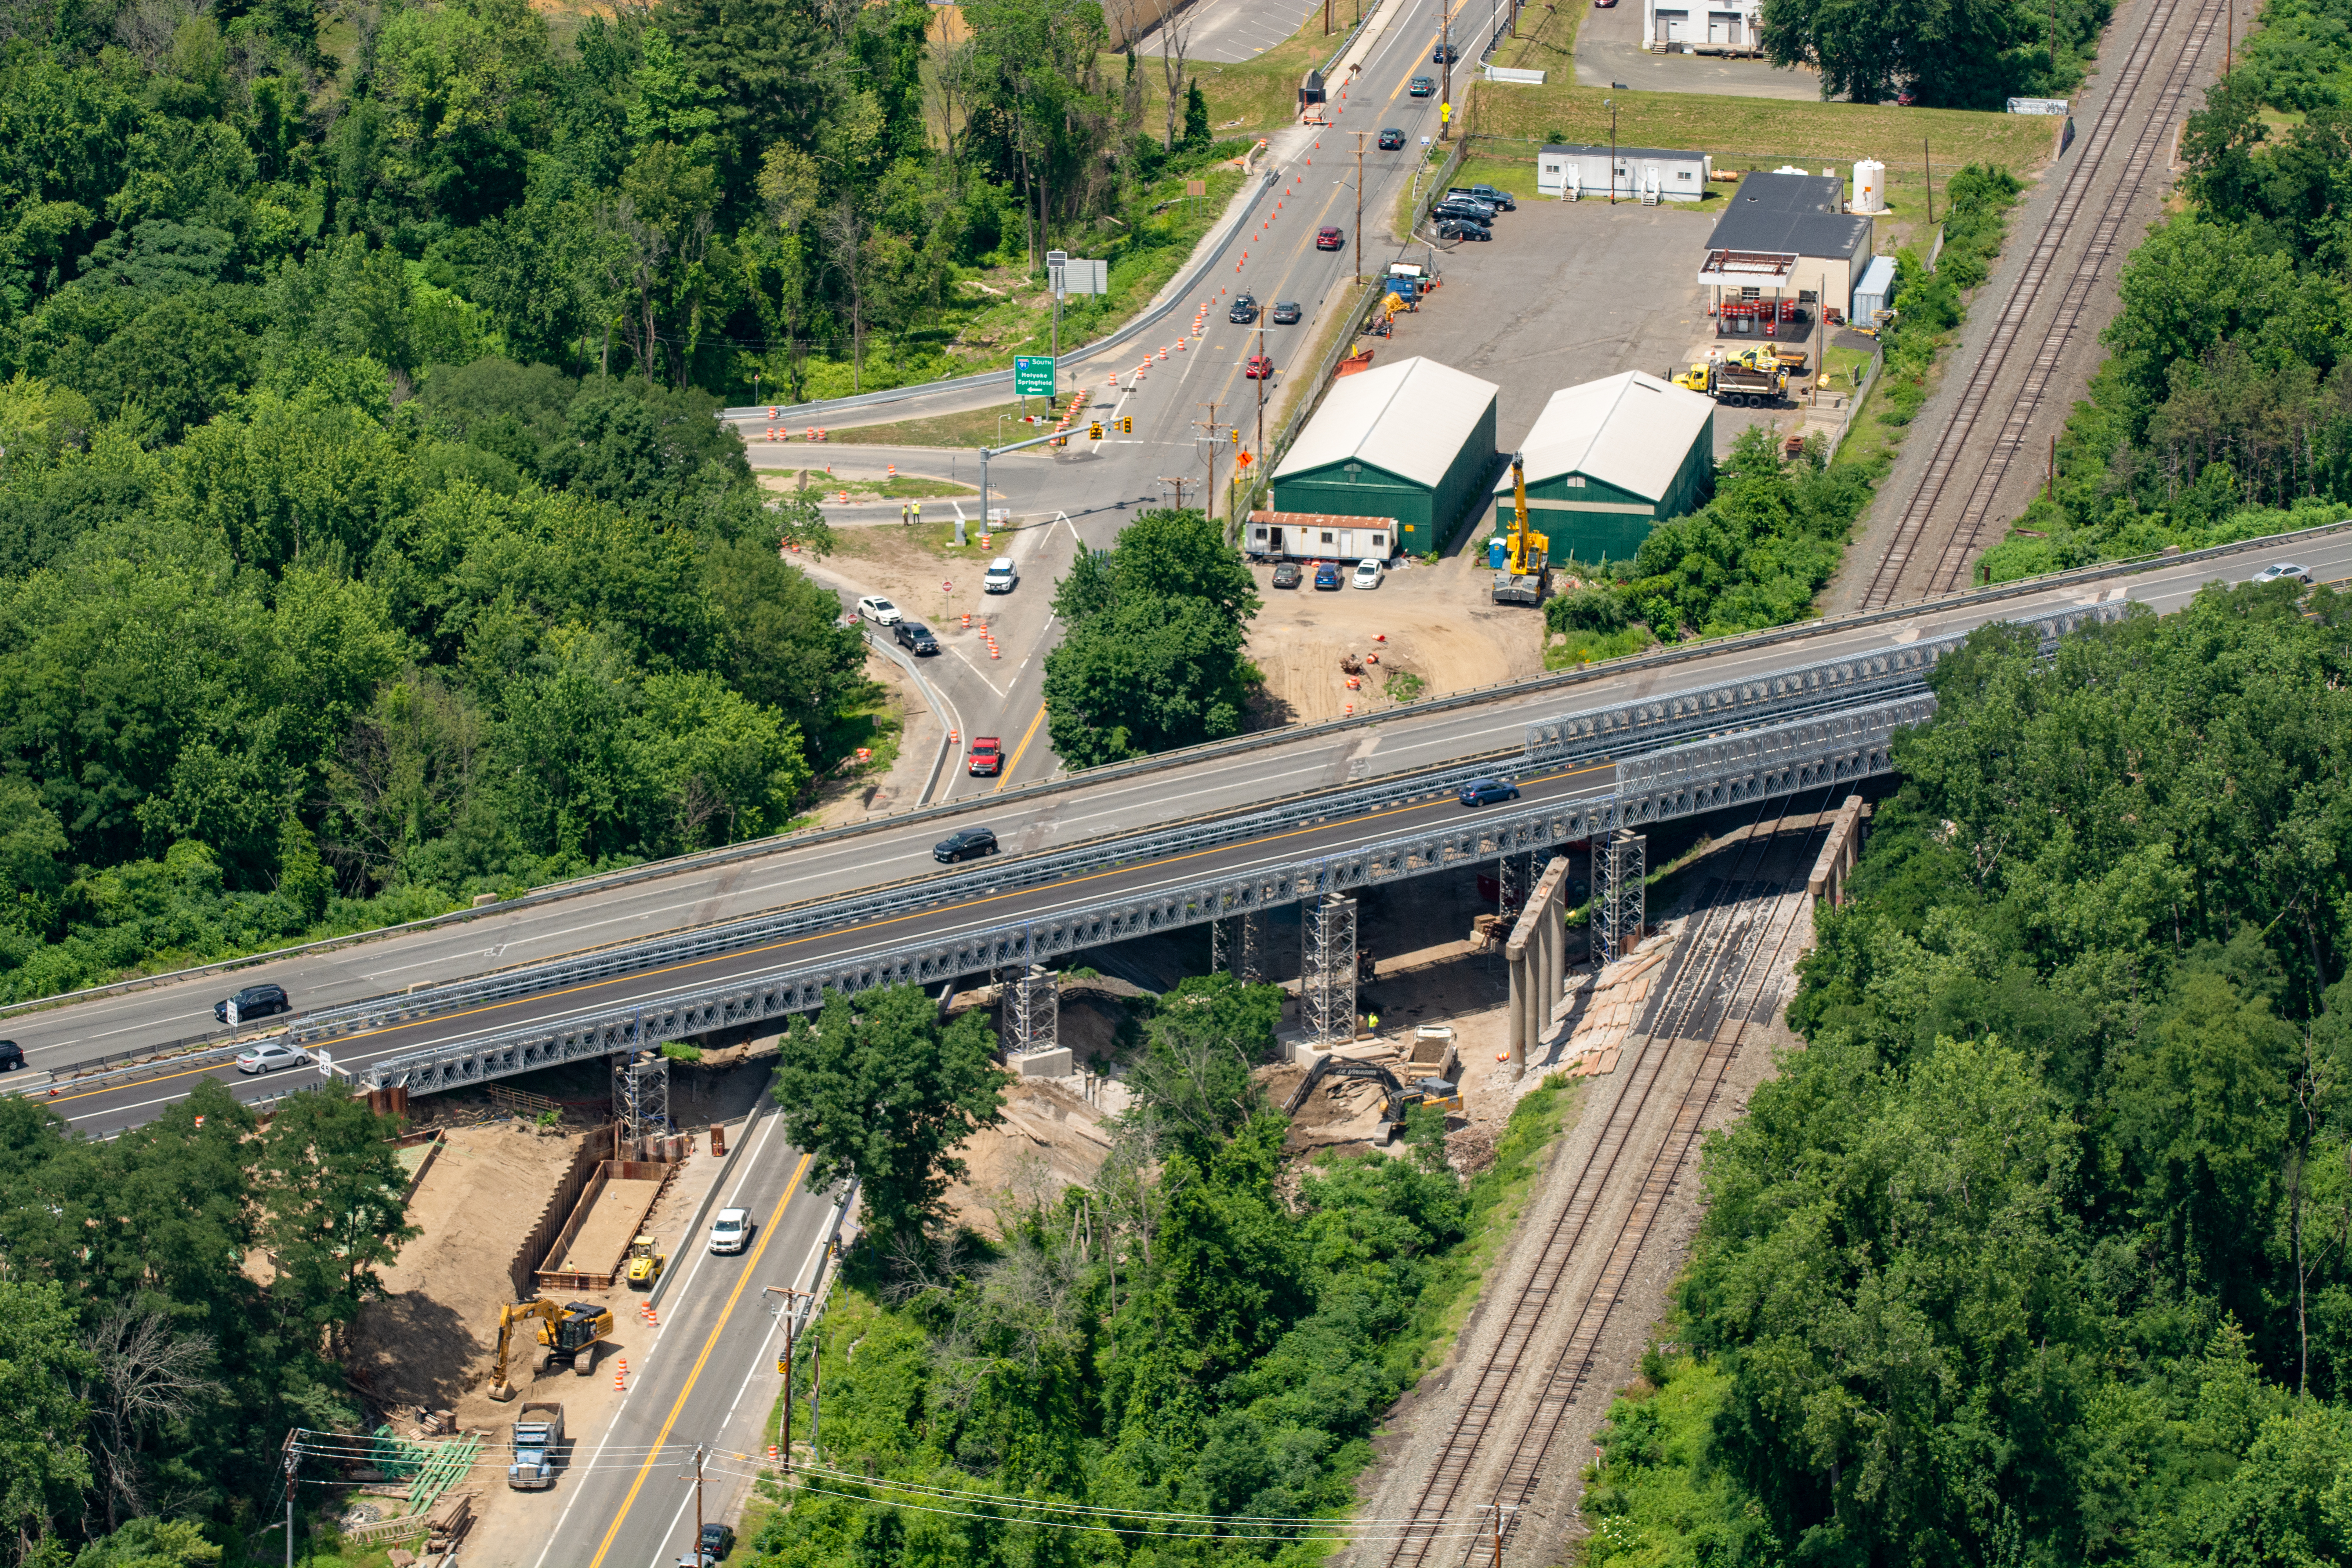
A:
[0, 1281, 96, 1559]
[1042, 594, 1252, 766]
[770, 983, 1005, 1237]
[254, 1088, 417, 1344]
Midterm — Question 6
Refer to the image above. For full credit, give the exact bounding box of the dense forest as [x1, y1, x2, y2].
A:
[0, 0, 1249, 1005]
[1580, 581, 2352, 1564]
[1989, 4, 2352, 580]
[747, 974, 1579, 1568]
[0, 1083, 414, 1563]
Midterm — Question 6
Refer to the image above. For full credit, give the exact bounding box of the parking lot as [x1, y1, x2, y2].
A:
[1374, 193, 1847, 460]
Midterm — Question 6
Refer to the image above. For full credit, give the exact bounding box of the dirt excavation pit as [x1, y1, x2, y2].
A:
[938, 988, 1130, 1236]
[348, 1123, 584, 1421]
[1245, 554, 1546, 727]
[551, 1177, 665, 1275]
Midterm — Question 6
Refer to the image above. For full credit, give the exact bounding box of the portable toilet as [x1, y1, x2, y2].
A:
[1487, 535, 1510, 569]
[1851, 158, 1886, 214]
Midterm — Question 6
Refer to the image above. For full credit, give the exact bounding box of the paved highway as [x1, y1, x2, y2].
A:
[738, 0, 1478, 802]
[517, 1111, 842, 1568]
[16, 530, 2350, 1138]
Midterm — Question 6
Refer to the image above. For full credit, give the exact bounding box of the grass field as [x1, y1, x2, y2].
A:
[1180, 3, 1347, 134]
[1465, 87, 2061, 178]
[774, 469, 977, 499]
[827, 397, 1083, 446]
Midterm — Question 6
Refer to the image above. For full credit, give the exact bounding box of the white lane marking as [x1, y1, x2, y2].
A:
[948, 645, 1007, 697]
[636, 1201, 833, 1568]
[531, 1108, 788, 1568]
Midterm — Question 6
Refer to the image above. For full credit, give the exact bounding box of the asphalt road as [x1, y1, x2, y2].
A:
[728, 0, 1477, 803]
[517, 1111, 842, 1568]
[18, 530, 2350, 1138]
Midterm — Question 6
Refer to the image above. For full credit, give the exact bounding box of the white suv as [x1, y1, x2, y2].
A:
[708, 1207, 752, 1254]
[984, 557, 1018, 593]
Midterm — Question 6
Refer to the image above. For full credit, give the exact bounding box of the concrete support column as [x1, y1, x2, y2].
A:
[1503, 855, 1573, 1079]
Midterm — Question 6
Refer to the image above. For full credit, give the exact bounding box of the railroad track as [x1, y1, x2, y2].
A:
[1855, 0, 2221, 610]
[1383, 791, 1837, 1568]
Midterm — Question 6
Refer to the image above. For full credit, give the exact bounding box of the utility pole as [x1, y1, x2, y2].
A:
[1354, 132, 1367, 283]
[1196, 402, 1221, 521]
[1440, 3, 1452, 140]
[690, 1444, 706, 1556]
[764, 1285, 808, 1475]
[1607, 99, 1618, 203]
[1255, 323, 1267, 481]
[281, 1433, 297, 1568]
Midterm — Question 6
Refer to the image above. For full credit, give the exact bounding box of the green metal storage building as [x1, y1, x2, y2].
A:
[1270, 356, 1499, 555]
[1486, 371, 1715, 567]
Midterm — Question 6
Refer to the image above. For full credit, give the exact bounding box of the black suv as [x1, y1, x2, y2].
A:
[1432, 42, 1458, 61]
[0, 1040, 24, 1072]
[1461, 182, 1517, 211]
[1229, 294, 1259, 324]
[1378, 126, 1406, 149]
[894, 619, 939, 654]
[215, 982, 290, 1024]
[934, 827, 1000, 863]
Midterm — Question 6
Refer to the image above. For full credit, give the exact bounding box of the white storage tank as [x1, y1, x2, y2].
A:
[1852, 158, 1886, 214]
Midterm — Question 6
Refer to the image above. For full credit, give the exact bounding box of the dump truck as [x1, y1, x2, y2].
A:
[508, 1402, 564, 1489]
[1492, 451, 1549, 606]
[1672, 359, 1788, 408]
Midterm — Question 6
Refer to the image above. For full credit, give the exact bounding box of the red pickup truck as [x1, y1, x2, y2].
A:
[967, 737, 1003, 776]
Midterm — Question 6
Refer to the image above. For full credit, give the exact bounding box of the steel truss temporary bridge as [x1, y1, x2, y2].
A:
[360, 693, 1936, 1092]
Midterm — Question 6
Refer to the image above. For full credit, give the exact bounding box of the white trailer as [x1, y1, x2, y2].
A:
[1244, 510, 1401, 562]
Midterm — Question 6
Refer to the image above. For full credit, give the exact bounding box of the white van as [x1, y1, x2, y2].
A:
[984, 557, 1018, 593]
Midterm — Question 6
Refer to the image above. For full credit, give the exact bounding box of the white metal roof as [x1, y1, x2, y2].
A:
[1274, 356, 1499, 489]
[1512, 372, 1713, 501]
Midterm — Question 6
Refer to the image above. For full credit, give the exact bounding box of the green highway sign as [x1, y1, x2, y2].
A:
[1013, 356, 1056, 396]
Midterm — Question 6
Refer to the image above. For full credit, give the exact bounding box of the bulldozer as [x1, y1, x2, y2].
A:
[488, 1299, 615, 1402]
[624, 1234, 666, 1289]
[1491, 451, 1549, 606]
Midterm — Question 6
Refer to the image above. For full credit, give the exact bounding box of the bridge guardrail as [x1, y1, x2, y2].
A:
[363, 695, 1930, 1092]
[8, 519, 2340, 1027]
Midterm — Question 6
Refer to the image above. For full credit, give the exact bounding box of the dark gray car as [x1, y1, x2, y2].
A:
[934, 827, 999, 863]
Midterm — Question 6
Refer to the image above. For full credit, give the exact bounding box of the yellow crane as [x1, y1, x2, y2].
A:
[1492, 451, 1549, 606]
[487, 1298, 614, 1401]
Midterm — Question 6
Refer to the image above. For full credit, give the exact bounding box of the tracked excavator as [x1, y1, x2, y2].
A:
[487, 1299, 615, 1401]
[1491, 451, 1550, 606]
[1285, 1056, 1463, 1145]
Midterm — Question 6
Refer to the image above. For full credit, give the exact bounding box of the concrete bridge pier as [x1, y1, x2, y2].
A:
[1504, 856, 1573, 1080]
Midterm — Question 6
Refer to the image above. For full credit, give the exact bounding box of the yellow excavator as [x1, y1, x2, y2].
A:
[1491, 451, 1549, 606]
[487, 1299, 614, 1401]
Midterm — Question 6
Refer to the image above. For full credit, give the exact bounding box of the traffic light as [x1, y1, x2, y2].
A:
[1088, 421, 1104, 439]
[1230, 428, 1241, 444]
[1118, 416, 1134, 433]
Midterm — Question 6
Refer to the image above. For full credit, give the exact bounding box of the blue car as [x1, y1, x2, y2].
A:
[1313, 561, 1343, 590]
[1458, 778, 1521, 808]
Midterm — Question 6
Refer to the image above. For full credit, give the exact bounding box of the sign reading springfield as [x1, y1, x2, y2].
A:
[1014, 356, 1056, 396]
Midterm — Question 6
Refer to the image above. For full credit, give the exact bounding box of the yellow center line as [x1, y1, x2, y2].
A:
[584, 1151, 813, 1568]
[995, 702, 1050, 792]
[45, 762, 1616, 1107]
